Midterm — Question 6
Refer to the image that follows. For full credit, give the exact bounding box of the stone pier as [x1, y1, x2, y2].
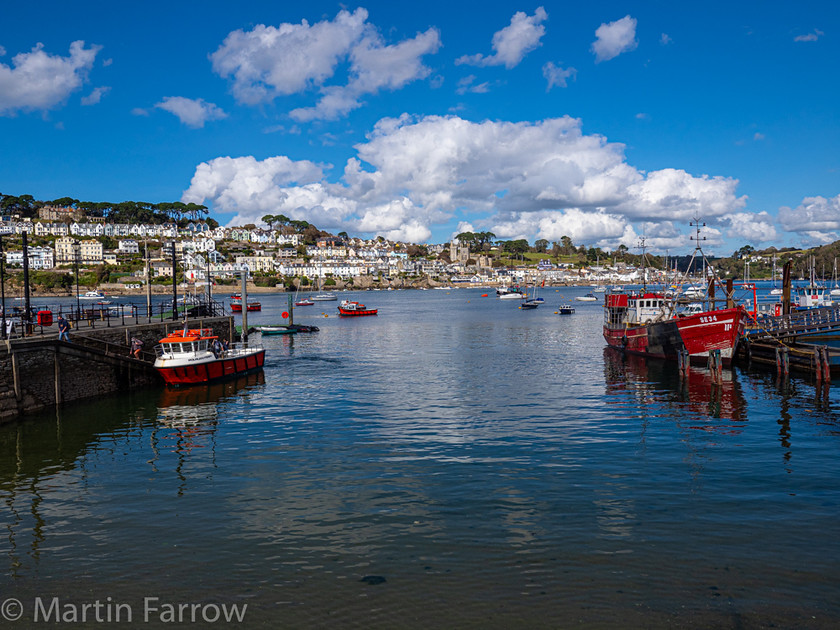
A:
[0, 316, 234, 423]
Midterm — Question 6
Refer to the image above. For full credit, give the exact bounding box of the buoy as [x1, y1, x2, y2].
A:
[481, 293, 488, 297]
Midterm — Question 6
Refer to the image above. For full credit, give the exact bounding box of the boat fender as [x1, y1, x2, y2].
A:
[621, 335, 628, 347]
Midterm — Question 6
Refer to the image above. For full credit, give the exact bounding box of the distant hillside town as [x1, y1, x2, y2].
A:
[2, 197, 834, 291]
[0, 202, 661, 290]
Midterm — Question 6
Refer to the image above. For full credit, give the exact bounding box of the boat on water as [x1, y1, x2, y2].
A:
[519, 299, 540, 310]
[576, 293, 598, 302]
[337, 299, 377, 316]
[603, 291, 746, 365]
[258, 323, 320, 335]
[80, 290, 107, 300]
[603, 223, 747, 366]
[154, 328, 265, 385]
[557, 304, 575, 315]
[230, 300, 261, 312]
[295, 298, 315, 306]
[497, 285, 524, 299]
[312, 293, 337, 301]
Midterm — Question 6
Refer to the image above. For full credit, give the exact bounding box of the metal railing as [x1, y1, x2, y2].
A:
[1, 297, 227, 338]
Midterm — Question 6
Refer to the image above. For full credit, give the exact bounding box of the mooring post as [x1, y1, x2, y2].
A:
[814, 347, 824, 384]
[678, 348, 689, 378]
[821, 346, 831, 383]
[708, 349, 722, 384]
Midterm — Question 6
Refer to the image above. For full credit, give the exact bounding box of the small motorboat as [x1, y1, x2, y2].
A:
[295, 298, 315, 306]
[312, 293, 337, 301]
[80, 290, 106, 300]
[230, 294, 261, 312]
[257, 326, 296, 335]
[338, 300, 377, 316]
[575, 293, 598, 302]
[557, 304, 575, 315]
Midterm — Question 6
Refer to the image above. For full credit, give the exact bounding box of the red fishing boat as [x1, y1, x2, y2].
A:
[154, 328, 265, 385]
[229, 294, 261, 312]
[603, 291, 746, 365]
[337, 299, 378, 317]
[603, 222, 749, 365]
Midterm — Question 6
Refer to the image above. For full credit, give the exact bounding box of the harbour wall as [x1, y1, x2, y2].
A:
[0, 316, 234, 423]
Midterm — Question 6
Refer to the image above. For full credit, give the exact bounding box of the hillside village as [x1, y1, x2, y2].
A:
[1, 202, 835, 293]
[1, 205, 659, 291]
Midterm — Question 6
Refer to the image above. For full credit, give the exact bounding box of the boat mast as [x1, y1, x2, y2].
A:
[637, 236, 647, 291]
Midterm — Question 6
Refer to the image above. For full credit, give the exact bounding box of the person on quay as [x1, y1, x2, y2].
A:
[57, 315, 70, 342]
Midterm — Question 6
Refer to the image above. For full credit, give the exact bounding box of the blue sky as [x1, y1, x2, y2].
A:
[0, 1, 837, 256]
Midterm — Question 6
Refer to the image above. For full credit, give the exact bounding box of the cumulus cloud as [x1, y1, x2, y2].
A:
[724, 211, 778, 243]
[591, 15, 638, 63]
[291, 27, 441, 121]
[183, 114, 749, 245]
[778, 194, 840, 244]
[456, 7, 548, 69]
[0, 40, 101, 115]
[211, 8, 439, 122]
[155, 96, 227, 128]
[543, 62, 576, 90]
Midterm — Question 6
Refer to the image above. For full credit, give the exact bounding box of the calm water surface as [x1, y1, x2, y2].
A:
[2, 288, 839, 628]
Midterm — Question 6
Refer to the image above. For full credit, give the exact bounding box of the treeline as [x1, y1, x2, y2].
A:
[0, 193, 213, 227]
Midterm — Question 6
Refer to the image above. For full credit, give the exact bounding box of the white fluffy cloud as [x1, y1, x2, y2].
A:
[211, 8, 439, 121]
[591, 15, 638, 63]
[456, 7, 548, 69]
[291, 27, 441, 121]
[778, 194, 840, 244]
[0, 41, 100, 115]
[155, 97, 227, 128]
[724, 211, 778, 244]
[183, 114, 751, 246]
[210, 9, 369, 104]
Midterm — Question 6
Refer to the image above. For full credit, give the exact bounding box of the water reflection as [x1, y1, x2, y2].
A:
[603, 347, 747, 426]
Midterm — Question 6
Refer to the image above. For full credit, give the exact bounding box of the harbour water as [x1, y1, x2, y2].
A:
[2, 287, 839, 628]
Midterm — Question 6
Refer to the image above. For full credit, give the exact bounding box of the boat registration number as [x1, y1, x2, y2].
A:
[699, 315, 718, 323]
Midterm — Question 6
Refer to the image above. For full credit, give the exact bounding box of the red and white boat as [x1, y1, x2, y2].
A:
[230, 294, 261, 312]
[295, 298, 315, 306]
[603, 291, 746, 365]
[337, 299, 377, 317]
[154, 328, 265, 385]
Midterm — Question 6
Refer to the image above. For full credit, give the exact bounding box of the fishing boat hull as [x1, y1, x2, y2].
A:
[230, 302, 261, 312]
[156, 349, 265, 385]
[338, 307, 378, 316]
[603, 307, 746, 365]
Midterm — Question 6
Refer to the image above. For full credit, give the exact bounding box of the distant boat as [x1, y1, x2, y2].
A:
[257, 326, 296, 336]
[312, 293, 337, 301]
[575, 293, 598, 302]
[519, 299, 540, 310]
[295, 298, 315, 306]
[338, 299, 377, 316]
[230, 294, 261, 312]
[80, 290, 106, 299]
[557, 304, 575, 315]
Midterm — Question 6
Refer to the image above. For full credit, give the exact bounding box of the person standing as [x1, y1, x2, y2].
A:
[130, 337, 144, 359]
[57, 315, 70, 342]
